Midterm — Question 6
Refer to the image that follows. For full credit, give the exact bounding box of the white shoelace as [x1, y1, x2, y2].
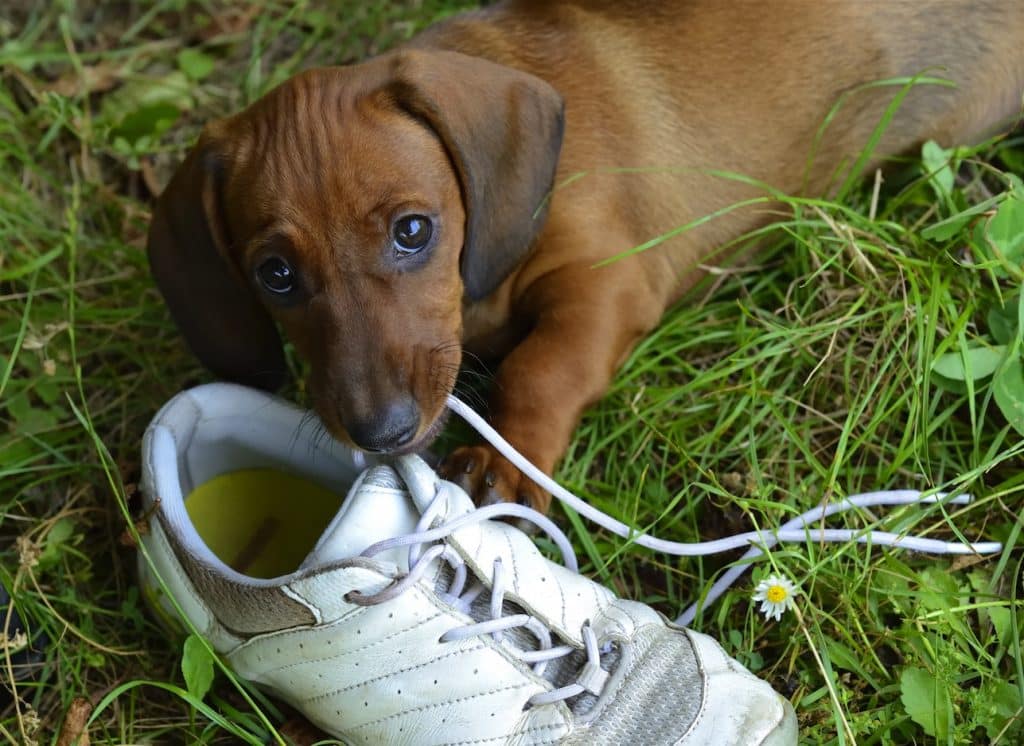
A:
[444, 395, 1003, 624]
[338, 396, 1001, 706]
[345, 480, 610, 706]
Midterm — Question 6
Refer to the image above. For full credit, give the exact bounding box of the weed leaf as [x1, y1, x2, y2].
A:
[901, 666, 951, 739]
[987, 605, 1012, 648]
[39, 517, 76, 567]
[993, 356, 1024, 435]
[976, 680, 1022, 740]
[101, 71, 192, 145]
[177, 49, 216, 81]
[932, 345, 1006, 381]
[988, 298, 1019, 345]
[182, 634, 215, 702]
[921, 140, 954, 200]
[826, 639, 873, 682]
[6, 392, 60, 433]
[921, 195, 1001, 241]
[987, 193, 1024, 264]
[1018, 277, 1024, 332]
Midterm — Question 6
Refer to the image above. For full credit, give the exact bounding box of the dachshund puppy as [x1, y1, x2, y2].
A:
[148, 0, 1024, 512]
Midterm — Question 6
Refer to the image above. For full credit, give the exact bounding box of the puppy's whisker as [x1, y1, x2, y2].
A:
[456, 368, 493, 383]
[452, 379, 488, 413]
[459, 348, 491, 372]
[311, 421, 332, 455]
[290, 410, 319, 455]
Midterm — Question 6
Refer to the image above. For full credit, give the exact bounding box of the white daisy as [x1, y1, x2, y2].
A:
[752, 574, 798, 621]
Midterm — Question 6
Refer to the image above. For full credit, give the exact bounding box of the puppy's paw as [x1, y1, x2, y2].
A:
[439, 444, 551, 514]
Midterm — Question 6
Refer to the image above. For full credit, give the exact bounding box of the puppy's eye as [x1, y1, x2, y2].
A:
[256, 257, 295, 294]
[392, 215, 433, 255]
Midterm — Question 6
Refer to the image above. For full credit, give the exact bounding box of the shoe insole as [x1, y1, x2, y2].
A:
[185, 469, 342, 579]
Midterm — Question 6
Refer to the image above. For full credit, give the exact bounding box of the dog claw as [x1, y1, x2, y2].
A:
[441, 444, 551, 514]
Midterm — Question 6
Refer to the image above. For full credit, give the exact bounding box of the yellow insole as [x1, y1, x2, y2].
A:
[185, 468, 342, 579]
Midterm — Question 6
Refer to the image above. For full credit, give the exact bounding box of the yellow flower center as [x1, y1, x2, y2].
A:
[765, 585, 788, 603]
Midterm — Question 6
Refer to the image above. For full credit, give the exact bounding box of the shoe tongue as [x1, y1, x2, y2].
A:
[299, 465, 422, 572]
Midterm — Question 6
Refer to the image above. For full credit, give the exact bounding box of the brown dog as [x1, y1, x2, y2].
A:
[148, 0, 1024, 512]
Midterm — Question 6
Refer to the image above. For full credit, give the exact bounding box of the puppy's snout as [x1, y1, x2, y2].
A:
[346, 397, 421, 453]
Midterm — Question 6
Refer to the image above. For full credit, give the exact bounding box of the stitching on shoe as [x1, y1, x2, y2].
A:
[675, 631, 710, 743]
[281, 585, 321, 625]
[299, 643, 488, 704]
[465, 523, 483, 565]
[617, 604, 641, 634]
[590, 581, 604, 619]
[504, 531, 519, 595]
[443, 721, 569, 745]
[456, 527, 580, 645]
[555, 563, 568, 632]
[348, 682, 535, 731]
[341, 488, 622, 718]
[599, 603, 636, 638]
[245, 610, 446, 672]
[449, 524, 611, 646]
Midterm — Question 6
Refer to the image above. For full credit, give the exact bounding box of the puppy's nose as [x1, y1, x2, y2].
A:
[347, 398, 420, 452]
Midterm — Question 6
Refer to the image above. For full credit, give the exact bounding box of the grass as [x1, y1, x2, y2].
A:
[1, 1, 1022, 743]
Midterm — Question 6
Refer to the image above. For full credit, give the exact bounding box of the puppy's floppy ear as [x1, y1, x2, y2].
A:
[147, 128, 287, 390]
[387, 50, 565, 300]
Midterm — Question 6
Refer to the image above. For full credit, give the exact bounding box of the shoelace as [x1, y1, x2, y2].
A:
[340, 396, 1002, 708]
[345, 480, 611, 706]
[444, 395, 1003, 624]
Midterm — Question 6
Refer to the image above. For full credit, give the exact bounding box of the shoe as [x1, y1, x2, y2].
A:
[139, 383, 798, 745]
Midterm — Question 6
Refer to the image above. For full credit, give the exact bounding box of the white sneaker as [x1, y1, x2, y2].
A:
[139, 383, 798, 745]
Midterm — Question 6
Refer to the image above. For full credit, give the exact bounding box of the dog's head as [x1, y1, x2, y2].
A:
[147, 50, 564, 453]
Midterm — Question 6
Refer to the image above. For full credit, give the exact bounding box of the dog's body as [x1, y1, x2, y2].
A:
[149, 0, 1024, 510]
